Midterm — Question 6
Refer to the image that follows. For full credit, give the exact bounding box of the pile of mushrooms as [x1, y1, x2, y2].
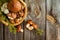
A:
[7, 0, 25, 24]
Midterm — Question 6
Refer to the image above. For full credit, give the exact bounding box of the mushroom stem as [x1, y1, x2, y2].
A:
[32, 23, 38, 30]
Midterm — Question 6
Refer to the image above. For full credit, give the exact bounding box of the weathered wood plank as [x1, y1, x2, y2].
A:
[23, 21, 30, 40]
[46, 0, 60, 40]
[0, 23, 3, 40]
[24, 0, 46, 40]
[4, 26, 12, 40]
[52, 0, 60, 40]
[16, 23, 23, 40]
[4, 23, 23, 40]
[46, 21, 57, 40]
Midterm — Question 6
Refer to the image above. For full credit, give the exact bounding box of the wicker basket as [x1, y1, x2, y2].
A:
[1, 0, 27, 26]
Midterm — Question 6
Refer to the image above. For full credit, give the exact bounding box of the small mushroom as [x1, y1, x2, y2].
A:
[11, 13, 17, 19]
[17, 25, 23, 32]
[26, 20, 38, 30]
[26, 23, 34, 30]
[1, 2, 9, 14]
[26, 20, 43, 35]
[4, 9, 9, 14]
[7, 13, 13, 19]
[15, 19, 20, 23]
[7, 12, 17, 20]
[19, 11, 24, 17]
[27, 20, 33, 25]
[1, 2, 8, 11]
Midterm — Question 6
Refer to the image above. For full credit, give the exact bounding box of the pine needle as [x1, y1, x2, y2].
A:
[36, 28, 43, 35]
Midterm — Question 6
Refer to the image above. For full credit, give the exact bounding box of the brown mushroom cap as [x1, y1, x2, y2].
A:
[27, 20, 33, 25]
[17, 25, 21, 32]
[7, 0, 21, 12]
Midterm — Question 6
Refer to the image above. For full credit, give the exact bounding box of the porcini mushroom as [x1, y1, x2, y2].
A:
[26, 20, 38, 30]
[7, 12, 17, 20]
[32, 23, 38, 30]
[17, 25, 23, 32]
[7, 0, 21, 12]
[26, 20, 43, 35]
[28, 26, 34, 30]
[26, 23, 34, 30]
[21, 4, 25, 10]
[1, 2, 9, 14]
[11, 13, 17, 19]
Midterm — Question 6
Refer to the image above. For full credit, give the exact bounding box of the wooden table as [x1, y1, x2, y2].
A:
[0, 0, 60, 40]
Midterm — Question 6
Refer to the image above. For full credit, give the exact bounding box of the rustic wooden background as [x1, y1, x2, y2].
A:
[0, 0, 60, 40]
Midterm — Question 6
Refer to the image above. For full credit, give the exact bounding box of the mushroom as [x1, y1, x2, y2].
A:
[11, 13, 17, 19]
[19, 11, 24, 17]
[4, 9, 9, 14]
[28, 26, 34, 30]
[7, 13, 13, 19]
[26, 23, 34, 30]
[7, 0, 21, 12]
[26, 23, 30, 28]
[7, 12, 17, 20]
[15, 19, 20, 23]
[1, 2, 9, 14]
[26, 20, 38, 30]
[17, 25, 23, 32]
[27, 20, 33, 25]
[32, 23, 38, 30]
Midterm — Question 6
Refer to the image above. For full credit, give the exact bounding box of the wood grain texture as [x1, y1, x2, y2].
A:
[46, 0, 60, 40]
[16, 23, 24, 40]
[23, 21, 30, 40]
[4, 24, 23, 40]
[0, 23, 3, 40]
[46, 21, 58, 40]
[4, 26, 12, 40]
[24, 0, 46, 40]
[52, 0, 60, 40]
